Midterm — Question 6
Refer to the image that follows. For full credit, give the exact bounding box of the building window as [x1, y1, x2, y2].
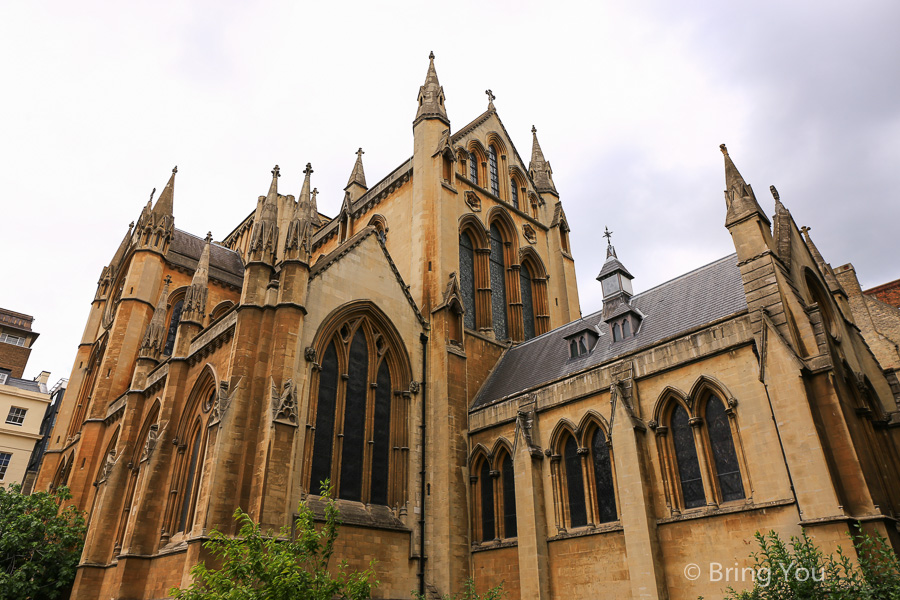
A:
[0, 333, 25, 346]
[488, 145, 500, 197]
[6, 406, 26, 426]
[622, 319, 632, 338]
[569, 334, 589, 358]
[489, 225, 508, 340]
[307, 312, 408, 506]
[705, 395, 745, 502]
[0, 369, 9, 385]
[563, 435, 588, 527]
[500, 452, 517, 538]
[469, 151, 479, 185]
[670, 404, 706, 509]
[459, 232, 477, 330]
[163, 299, 184, 356]
[589, 427, 617, 523]
[612, 323, 621, 342]
[478, 457, 495, 541]
[471, 448, 517, 543]
[521, 263, 535, 341]
[177, 426, 203, 533]
[510, 180, 519, 210]
[0, 452, 11, 480]
[560, 223, 570, 254]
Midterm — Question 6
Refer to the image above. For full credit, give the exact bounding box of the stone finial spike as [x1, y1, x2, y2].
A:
[721, 143, 746, 191]
[486, 89, 495, 110]
[152, 167, 177, 218]
[172, 165, 178, 174]
[140, 275, 172, 360]
[205, 231, 213, 243]
[415, 51, 449, 126]
[529, 125, 557, 194]
[770, 184, 786, 211]
[429, 50, 434, 60]
[149, 188, 156, 203]
[346, 148, 368, 190]
[299, 162, 313, 204]
[267, 165, 280, 196]
[719, 144, 728, 156]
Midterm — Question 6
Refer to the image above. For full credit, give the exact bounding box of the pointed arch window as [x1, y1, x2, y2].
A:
[469, 151, 479, 185]
[471, 448, 516, 543]
[671, 404, 705, 509]
[705, 396, 745, 502]
[590, 427, 617, 523]
[510, 180, 519, 210]
[479, 458, 495, 541]
[622, 319, 632, 338]
[489, 225, 508, 340]
[459, 232, 477, 330]
[612, 322, 621, 342]
[500, 452, 517, 538]
[488, 145, 500, 197]
[563, 435, 587, 527]
[520, 263, 535, 340]
[306, 312, 408, 506]
[163, 299, 183, 356]
[177, 425, 203, 533]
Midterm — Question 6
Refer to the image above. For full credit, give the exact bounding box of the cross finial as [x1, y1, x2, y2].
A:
[486, 89, 495, 105]
[356, 148, 364, 159]
[164, 274, 172, 286]
[429, 51, 434, 60]
[304, 163, 313, 176]
[531, 125, 537, 135]
[205, 231, 213, 243]
[172, 166, 178, 174]
[312, 187, 318, 199]
[719, 144, 728, 156]
[149, 187, 156, 203]
[770, 185, 780, 201]
[272, 165, 280, 178]
[603, 226, 613, 245]
[800, 225, 811, 235]
[128, 221, 135, 230]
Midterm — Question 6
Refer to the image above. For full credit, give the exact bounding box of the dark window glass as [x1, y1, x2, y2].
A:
[480, 460, 495, 541]
[521, 263, 535, 340]
[489, 145, 500, 196]
[569, 340, 578, 358]
[370, 361, 392, 505]
[612, 322, 621, 342]
[671, 405, 705, 509]
[564, 436, 587, 527]
[578, 336, 588, 355]
[469, 151, 478, 184]
[591, 428, 617, 523]
[501, 454, 516, 537]
[510, 180, 519, 209]
[310, 342, 338, 493]
[706, 397, 745, 502]
[459, 232, 476, 330]
[163, 300, 183, 355]
[622, 319, 631, 338]
[489, 225, 508, 340]
[340, 329, 368, 501]
[178, 428, 202, 532]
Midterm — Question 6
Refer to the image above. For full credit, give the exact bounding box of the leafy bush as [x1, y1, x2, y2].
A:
[170, 483, 377, 600]
[722, 525, 900, 600]
[413, 578, 506, 600]
[0, 484, 87, 600]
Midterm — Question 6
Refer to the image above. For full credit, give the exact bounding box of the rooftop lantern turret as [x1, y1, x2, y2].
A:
[597, 227, 642, 341]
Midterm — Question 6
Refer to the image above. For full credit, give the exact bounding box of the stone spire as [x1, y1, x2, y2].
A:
[249, 165, 280, 263]
[720, 144, 770, 228]
[529, 126, 558, 195]
[414, 51, 449, 127]
[139, 276, 171, 361]
[801, 225, 843, 293]
[345, 148, 368, 190]
[136, 167, 176, 252]
[152, 166, 177, 220]
[109, 221, 135, 274]
[285, 164, 317, 260]
[182, 232, 211, 324]
[771, 185, 793, 271]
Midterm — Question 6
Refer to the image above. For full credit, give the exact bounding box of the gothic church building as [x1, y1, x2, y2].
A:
[37, 55, 900, 600]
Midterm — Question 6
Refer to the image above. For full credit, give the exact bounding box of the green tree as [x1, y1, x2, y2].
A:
[722, 525, 900, 600]
[0, 484, 87, 600]
[170, 483, 377, 600]
[413, 578, 506, 600]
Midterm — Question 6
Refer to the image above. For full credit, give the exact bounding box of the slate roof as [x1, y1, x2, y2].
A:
[597, 256, 633, 280]
[471, 253, 747, 409]
[2, 377, 45, 394]
[168, 229, 244, 288]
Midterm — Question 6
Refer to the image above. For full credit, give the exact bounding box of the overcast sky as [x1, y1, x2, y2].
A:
[1, 0, 898, 385]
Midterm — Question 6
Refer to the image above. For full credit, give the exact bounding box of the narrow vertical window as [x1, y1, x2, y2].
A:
[488, 145, 500, 196]
[340, 329, 368, 501]
[671, 405, 705, 509]
[564, 436, 587, 527]
[510, 180, 519, 209]
[612, 322, 621, 342]
[163, 300, 183, 356]
[622, 319, 632, 338]
[520, 263, 535, 340]
[591, 428, 617, 523]
[370, 360, 392, 506]
[459, 232, 476, 330]
[501, 453, 516, 537]
[480, 459, 495, 541]
[706, 397, 745, 502]
[489, 225, 508, 340]
[310, 342, 338, 493]
[178, 428, 202, 532]
[469, 151, 478, 185]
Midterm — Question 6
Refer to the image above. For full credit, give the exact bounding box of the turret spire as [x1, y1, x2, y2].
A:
[152, 166, 177, 219]
[345, 148, 368, 190]
[139, 275, 171, 361]
[182, 232, 211, 324]
[248, 166, 280, 263]
[529, 126, 558, 195]
[136, 167, 176, 252]
[720, 144, 769, 227]
[414, 51, 449, 127]
[285, 165, 317, 261]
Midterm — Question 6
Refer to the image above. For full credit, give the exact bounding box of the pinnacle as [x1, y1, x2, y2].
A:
[415, 51, 449, 126]
[346, 148, 367, 190]
[151, 166, 177, 217]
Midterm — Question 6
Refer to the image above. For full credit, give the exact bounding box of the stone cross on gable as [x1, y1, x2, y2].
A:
[800, 225, 811, 235]
[205, 231, 213, 243]
[356, 148, 364, 158]
[172, 166, 178, 174]
[304, 163, 313, 176]
[486, 89, 495, 104]
[164, 274, 172, 286]
[532, 125, 537, 135]
[272, 165, 280, 178]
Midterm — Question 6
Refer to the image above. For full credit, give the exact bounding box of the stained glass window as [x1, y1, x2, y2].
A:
[480, 459, 495, 541]
[510, 180, 519, 209]
[459, 232, 476, 330]
[501, 453, 516, 537]
[310, 342, 338, 493]
[489, 145, 500, 196]
[370, 361, 392, 505]
[591, 428, 617, 523]
[178, 428, 202, 532]
[469, 151, 478, 184]
[489, 225, 508, 340]
[521, 263, 535, 340]
[564, 436, 587, 527]
[706, 397, 745, 502]
[163, 300, 183, 356]
[340, 329, 368, 501]
[671, 404, 705, 509]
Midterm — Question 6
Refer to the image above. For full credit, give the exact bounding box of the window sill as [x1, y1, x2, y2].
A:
[300, 496, 410, 533]
[548, 521, 623, 542]
[657, 497, 794, 525]
[471, 537, 518, 553]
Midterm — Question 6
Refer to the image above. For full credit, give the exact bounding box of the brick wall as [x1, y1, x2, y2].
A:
[0, 342, 31, 378]
[865, 278, 900, 308]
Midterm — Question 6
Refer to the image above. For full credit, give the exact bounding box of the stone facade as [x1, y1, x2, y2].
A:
[36, 55, 900, 600]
